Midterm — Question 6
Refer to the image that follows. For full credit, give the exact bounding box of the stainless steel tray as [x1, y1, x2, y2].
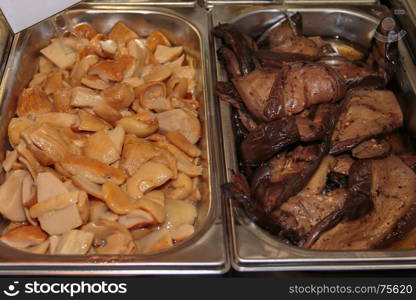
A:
[0, 2, 229, 275]
[0, 10, 12, 87]
[211, 4, 416, 271]
[388, 0, 416, 65]
[84, 0, 199, 7]
[205, 0, 378, 6]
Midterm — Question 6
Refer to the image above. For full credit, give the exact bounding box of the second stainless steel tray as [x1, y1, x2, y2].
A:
[0, 2, 229, 275]
[211, 4, 416, 271]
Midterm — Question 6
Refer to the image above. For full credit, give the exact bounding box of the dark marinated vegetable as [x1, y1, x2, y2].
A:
[214, 12, 416, 250]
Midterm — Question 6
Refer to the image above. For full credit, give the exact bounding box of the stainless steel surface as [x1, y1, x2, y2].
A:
[388, 1, 416, 65]
[0, 10, 12, 89]
[205, 0, 378, 6]
[284, 0, 378, 4]
[206, 1, 275, 6]
[212, 4, 416, 271]
[83, 1, 198, 7]
[0, 2, 229, 275]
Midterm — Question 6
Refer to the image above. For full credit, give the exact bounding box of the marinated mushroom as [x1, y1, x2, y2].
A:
[0, 170, 28, 222]
[0, 225, 47, 249]
[116, 112, 158, 137]
[82, 219, 135, 254]
[0, 20, 204, 255]
[54, 229, 94, 254]
[126, 161, 173, 198]
[156, 109, 201, 144]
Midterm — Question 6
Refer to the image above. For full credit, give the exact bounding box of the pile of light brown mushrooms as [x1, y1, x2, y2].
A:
[0, 21, 202, 255]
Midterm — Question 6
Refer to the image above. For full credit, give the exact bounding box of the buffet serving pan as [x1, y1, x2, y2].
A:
[0, 11, 12, 88]
[0, 2, 229, 275]
[211, 4, 416, 271]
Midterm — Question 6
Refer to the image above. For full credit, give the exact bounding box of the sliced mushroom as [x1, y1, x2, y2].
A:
[54, 229, 94, 254]
[131, 228, 151, 240]
[35, 172, 83, 236]
[39, 204, 83, 235]
[107, 125, 125, 153]
[72, 23, 97, 40]
[44, 70, 67, 95]
[16, 143, 42, 178]
[71, 86, 104, 108]
[102, 181, 140, 214]
[118, 209, 154, 229]
[3, 150, 18, 172]
[52, 88, 73, 113]
[29, 73, 48, 89]
[0, 225, 47, 249]
[38, 56, 56, 74]
[89, 200, 118, 222]
[101, 82, 135, 110]
[59, 127, 86, 148]
[0, 170, 28, 222]
[171, 224, 194, 242]
[36, 172, 68, 202]
[165, 131, 201, 158]
[108, 21, 139, 46]
[88, 55, 136, 82]
[22, 173, 36, 208]
[35, 112, 79, 128]
[78, 110, 112, 131]
[100, 39, 118, 56]
[23, 239, 50, 254]
[116, 112, 158, 137]
[22, 123, 80, 164]
[173, 66, 195, 80]
[154, 45, 183, 64]
[177, 160, 203, 178]
[60, 154, 126, 185]
[120, 136, 159, 176]
[156, 109, 201, 144]
[78, 46, 97, 60]
[81, 75, 111, 90]
[135, 81, 167, 112]
[166, 54, 185, 69]
[165, 173, 193, 200]
[126, 161, 173, 198]
[82, 219, 135, 254]
[72, 175, 104, 200]
[84, 131, 120, 164]
[186, 177, 201, 203]
[16, 87, 53, 117]
[136, 228, 172, 254]
[143, 64, 173, 82]
[165, 199, 197, 229]
[70, 54, 100, 85]
[8, 118, 35, 148]
[136, 191, 165, 224]
[48, 235, 61, 254]
[146, 31, 171, 52]
[154, 141, 202, 177]
[59, 37, 89, 52]
[29, 191, 83, 218]
[151, 147, 178, 179]
[77, 190, 90, 224]
[127, 39, 148, 77]
[92, 102, 122, 125]
[40, 39, 77, 69]
[89, 33, 108, 57]
[167, 76, 188, 98]
[123, 77, 144, 88]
